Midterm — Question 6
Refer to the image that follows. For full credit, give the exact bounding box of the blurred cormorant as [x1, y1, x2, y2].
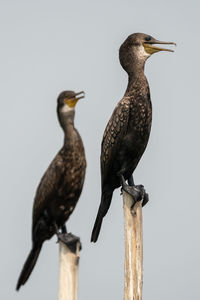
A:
[16, 90, 86, 290]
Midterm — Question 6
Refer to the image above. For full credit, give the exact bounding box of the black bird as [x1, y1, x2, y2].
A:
[91, 33, 176, 243]
[16, 90, 86, 290]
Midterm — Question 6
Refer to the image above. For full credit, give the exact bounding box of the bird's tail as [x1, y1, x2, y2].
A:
[91, 190, 113, 243]
[16, 243, 42, 291]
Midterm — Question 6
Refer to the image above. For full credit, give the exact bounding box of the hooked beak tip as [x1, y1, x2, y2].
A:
[75, 91, 85, 101]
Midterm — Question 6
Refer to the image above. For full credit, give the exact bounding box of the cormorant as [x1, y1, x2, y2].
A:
[91, 33, 176, 243]
[16, 90, 86, 290]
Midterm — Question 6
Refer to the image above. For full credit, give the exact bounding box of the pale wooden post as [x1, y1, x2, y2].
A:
[58, 241, 80, 300]
[123, 191, 143, 300]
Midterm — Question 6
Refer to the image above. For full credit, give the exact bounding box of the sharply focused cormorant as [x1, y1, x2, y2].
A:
[16, 90, 86, 290]
[91, 33, 176, 243]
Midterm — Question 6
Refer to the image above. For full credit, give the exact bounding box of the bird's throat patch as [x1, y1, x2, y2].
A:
[65, 98, 78, 108]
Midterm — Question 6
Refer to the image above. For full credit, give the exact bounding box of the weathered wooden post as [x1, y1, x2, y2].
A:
[123, 191, 143, 300]
[58, 239, 81, 300]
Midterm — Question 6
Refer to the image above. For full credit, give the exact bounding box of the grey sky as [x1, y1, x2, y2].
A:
[1, 0, 200, 299]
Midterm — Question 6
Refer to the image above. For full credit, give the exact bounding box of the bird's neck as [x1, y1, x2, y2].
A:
[63, 125, 75, 147]
[59, 110, 76, 145]
[125, 63, 148, 96]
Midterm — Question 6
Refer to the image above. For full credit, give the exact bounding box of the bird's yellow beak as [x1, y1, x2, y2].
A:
[143, 39, 176, 55]
[64, 91, 85, 108]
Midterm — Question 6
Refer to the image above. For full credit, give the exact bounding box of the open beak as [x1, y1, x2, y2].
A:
[143, 39, 176, 54]
[74, 91, 85, 101]
[64, 91, 85, 107]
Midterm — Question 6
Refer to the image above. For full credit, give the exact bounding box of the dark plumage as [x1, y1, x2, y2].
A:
[91, 33, 175, 242]
[16, 90, 86, 290]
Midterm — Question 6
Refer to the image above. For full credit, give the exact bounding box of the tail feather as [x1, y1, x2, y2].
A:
[91, 213, 103, 243]
[16, 244, 42, 291]
[91, 191, 113, 243]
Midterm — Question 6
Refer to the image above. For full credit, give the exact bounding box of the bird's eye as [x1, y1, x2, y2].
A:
[145, 37, 151, 41]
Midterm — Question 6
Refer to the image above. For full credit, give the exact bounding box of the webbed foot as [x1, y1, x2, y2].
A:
[120, 175, 149, 208]
[57, 232, 82, 253]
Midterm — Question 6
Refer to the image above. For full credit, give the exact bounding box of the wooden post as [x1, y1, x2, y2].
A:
[58, 241, 80, 300]
[123, 191, 143, 300]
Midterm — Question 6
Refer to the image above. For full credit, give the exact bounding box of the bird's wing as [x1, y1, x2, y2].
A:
[32, 150, 65, 227]
[101, 99, 130, 186]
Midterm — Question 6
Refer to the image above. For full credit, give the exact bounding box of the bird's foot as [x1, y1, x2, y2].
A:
[142, 192, 149, 207]
[121, 177, 149, 208]
[57, 232, 82, 253]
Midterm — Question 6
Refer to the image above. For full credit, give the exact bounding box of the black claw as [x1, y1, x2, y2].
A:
[57, 232, 82, 253]
[142, 192, 149, 207]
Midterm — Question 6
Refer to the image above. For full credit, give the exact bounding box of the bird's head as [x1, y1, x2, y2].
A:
[57, 90, 85, 112]
[57, 90, 85, 129]
[119, 33, 176, 74]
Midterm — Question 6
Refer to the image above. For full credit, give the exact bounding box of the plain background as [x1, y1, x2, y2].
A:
[1, 0, 200, 299]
